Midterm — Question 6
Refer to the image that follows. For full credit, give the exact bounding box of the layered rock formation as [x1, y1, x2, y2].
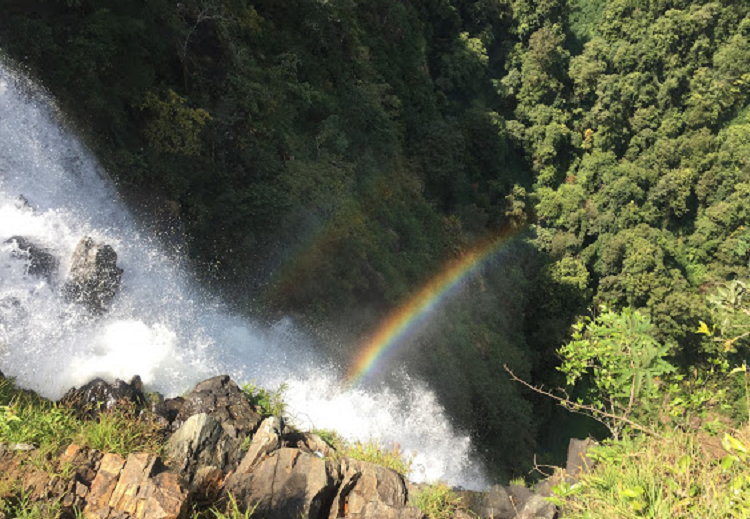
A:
[0, 375, 590, 519]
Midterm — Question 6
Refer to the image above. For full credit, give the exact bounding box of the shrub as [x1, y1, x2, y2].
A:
[241, 382, 288, 419]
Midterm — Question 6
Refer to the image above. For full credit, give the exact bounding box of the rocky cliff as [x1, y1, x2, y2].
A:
[0, 370, 592, 519]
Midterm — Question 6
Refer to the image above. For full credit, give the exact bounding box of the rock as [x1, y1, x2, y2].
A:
[328, 458, 425, 519]
[532, 467, 567, 498]
[460, 485, 516, 519]
[5, 236, 59, 283]
[87, 452, 189, 519]
[225, 447, 341, 519]
[171, 375, 262, 438]
[0, 368, 4, 380]
[516, 493, 556, 519]
[62, 236, 123, 314]
[166, 413, 244, 490]
[237, 416, 282, 472]
[566, 438, 597, 478]
[284, 431, 336, 458]
[507, 485, 533, 510]
[60, 376, 147, 418]
[154, 396, 184, 425]
[86, 453, 127, 518]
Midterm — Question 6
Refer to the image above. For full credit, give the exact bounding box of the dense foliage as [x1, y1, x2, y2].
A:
[1, 0, 748, 481]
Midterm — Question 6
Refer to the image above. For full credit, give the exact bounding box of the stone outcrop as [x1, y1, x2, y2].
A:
[225, 447, 341, 519]
[167, 375, 262, 437]
[284, 431, 336, 458]
[166, 413, 243, 492]
[62, 237, 123, 314]
[0, 374, 586, 519]
[329, 458, 426, 519]
[459, 485, 516, 519]
[236, 416, 282, 473]
[5, 236, 59, 283]
[85, 452, 188, 519]
[60, 376, 147, 418]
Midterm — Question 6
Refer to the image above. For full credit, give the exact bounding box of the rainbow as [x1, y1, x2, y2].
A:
[346, 232, 517, 386]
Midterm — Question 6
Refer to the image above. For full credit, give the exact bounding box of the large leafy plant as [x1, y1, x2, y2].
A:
[558, 306, 675, 439]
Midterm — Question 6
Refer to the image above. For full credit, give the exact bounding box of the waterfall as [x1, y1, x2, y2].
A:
[0, 61, 486, 489]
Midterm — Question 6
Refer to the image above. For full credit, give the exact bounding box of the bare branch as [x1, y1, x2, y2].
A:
[503, 365, 662, 439]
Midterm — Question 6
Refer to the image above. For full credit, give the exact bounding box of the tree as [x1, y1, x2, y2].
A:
[558, 306, 674, 439]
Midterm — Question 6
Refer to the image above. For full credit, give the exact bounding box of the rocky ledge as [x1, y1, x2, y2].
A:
[0, 372, 594, 519]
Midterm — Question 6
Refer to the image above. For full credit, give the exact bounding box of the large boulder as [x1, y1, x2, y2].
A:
[60, 376, 147, 418]
[62, 237, 123, 314]
[328, 458, 425, 519]
[166, 413, 245, 492]
[5, 236, 59, 283]
[225, 447, 341, 519]
[168, 375, 262, 438]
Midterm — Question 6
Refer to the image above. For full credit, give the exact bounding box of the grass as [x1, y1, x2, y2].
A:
[208, 494, 258, 519]
[410, 482, 470, 519]
[557, 423, 750, 518]
[0, 377, 164, 463]
[334, 439, 413, 476]
[0, 484, 75, 519]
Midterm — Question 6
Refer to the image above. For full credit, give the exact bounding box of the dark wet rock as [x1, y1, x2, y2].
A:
[60, 376, 147, 418]
[154, 396, 184, 425]
[62, 237, 123, 314]
[225, 447, 341, 519]
[171, 375, 262, 438]
[5, 236, 59, 282]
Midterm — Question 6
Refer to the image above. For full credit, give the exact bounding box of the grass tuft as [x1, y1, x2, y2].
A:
[559, 424, 750, 518]
[0, 377, 164, 463]
[410, 482, 469, 519]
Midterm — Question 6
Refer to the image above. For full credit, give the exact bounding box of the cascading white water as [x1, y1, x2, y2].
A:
[0, 62, 486, 488]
